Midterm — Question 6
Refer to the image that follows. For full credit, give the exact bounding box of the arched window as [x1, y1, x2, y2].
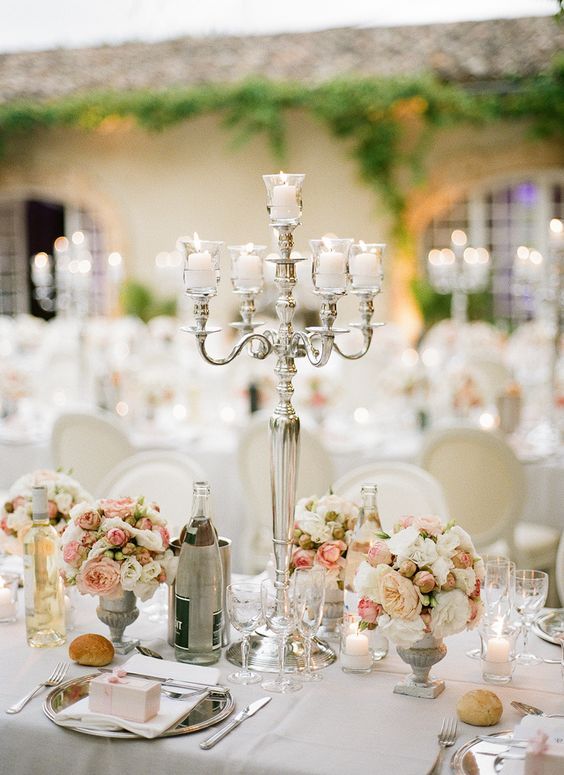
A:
[422, 172, 564, 321]
[0, 197, 108, 318]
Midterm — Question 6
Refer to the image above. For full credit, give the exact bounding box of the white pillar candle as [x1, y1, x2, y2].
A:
[345, 632, 369, 656]
[341, 631, 372, 671]
[237, 253, 262, 280]
[316, 250, 346, 289]
[484, 635, 512, 677]
[270, 183, 299, 220]
[185, 250, 216, 290]
[350, 252, 382, 289]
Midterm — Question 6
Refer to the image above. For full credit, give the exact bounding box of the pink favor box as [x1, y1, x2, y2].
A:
[89, 674, 161, 722]
[525, 743, 564, 775]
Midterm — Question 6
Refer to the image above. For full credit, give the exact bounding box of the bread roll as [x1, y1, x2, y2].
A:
[69, 634, 115, 666]
[457, 689, 503, 726]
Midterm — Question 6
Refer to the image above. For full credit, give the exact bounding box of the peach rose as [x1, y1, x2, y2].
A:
[398, 559, 417, 578]
[367, 541, 392, 567]
[136, 517, 153, 531]
[380, 569, 422, 621]
[135, 548, 153, 565]
[76, 509, 101, 530]
[76, 557, 121, 597]
[107, 527, 128, 547]
[413, 570, 436, 594]
[292, 547, 315, 569]
[358, 596, 382, 624]
[452, 551, 473, 569]
[99, 497, 136, 520]
[396, 516, 415, 531]
[441, 571, 456, 591]
[81, 532, 97, 547]
[63, 540, 83, 567]
[314, 540, 347, 572]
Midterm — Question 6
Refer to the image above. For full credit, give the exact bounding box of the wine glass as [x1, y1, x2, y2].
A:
[513, 569, 549, 666]
[226, 583, 263, 684]
[466, 556, 515, 660]
[261, 579, 301, 694]
[292, 567, 326, 682]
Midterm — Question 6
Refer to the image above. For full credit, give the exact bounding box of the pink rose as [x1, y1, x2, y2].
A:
[467, 598, 482, 629]
[396, 516, 415, 531]
[314, 540, 347, 572]
[380, 569, 422, 621]
[76, 557, 121, 597]
[63, 540, 82, 567]
[358, 596, 382, 624]
[155, 525, 170, 550]
[136, 517, 153, 531]
[470, 577, 481, 599]
[99, 497, 136, 520]
[413, 570, 436, 594]
[367, 541, 392, 567]
[48, 500, 58, 519]
[76, 509, 101, 530]
[107, 527, 128, 547]
[292, 547, 315, 570]
[413, 515, 443, 537]
[452, 551, 473, 569]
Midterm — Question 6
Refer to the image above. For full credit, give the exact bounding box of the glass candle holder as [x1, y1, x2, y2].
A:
[0, 572, 18, 623]
[349, 243, 385, 293]
[178, 236, 222, 297]
[310, 237, 353, 295]
[479, 620, 519, 684]
[228, 244, 266, 294]
[340, 613, 373, 674]
[262, 173, 305, 225]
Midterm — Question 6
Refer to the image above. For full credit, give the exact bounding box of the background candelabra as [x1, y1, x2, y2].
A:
[180, 173, 384, 670]
[427, 229, 490, 325]
[511, 218, 563, 454]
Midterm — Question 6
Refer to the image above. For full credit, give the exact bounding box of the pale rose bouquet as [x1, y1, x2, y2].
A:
[355, 516, 484, 648]
[290, 494, 359, 589]
[1, 470, 93, 554]
[61, 496, 176, 602]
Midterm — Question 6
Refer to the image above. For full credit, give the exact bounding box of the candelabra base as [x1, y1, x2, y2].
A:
[226, 629, 337, 673]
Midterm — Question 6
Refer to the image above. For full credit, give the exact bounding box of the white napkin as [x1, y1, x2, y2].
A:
[501, 716, 564, 775]
[120, 654, 220, 686]
[55, 693, 204, 739]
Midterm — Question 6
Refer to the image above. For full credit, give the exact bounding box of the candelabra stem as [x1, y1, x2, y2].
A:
[451, 287, 468, 326]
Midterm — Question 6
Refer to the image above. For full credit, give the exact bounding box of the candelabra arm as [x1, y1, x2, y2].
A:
[333, 328, 373, 360]
[292, 330, 335, 367]
[193, 331, 273, 365]
[333, 295, 380, 360]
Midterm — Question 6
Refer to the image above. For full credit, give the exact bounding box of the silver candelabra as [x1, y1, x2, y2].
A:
[180, 173, 385, 670]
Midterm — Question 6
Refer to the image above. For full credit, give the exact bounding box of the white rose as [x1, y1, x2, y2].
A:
[120, 557, 143, 590]
[55, 492, 73, 514]
[134, 580, 159, 602]
[453, 568, 477, 595]
[435, 530, 459, 557]
[377, 612, 426, 648]
[430, 556, 453, 586]
[430, 589, 470, 638]
[87, 539, 111, 561]
[409, 536, 439, 567]
[449, 525, 476, 554]
[295, 496, 318, 523]
[355, 562, 394, 604]
[387, 525, 420, 561]
[61, 520, 85, 547]
[297, 512, 332, 544]
[140, 560, 161, 583]
[157, 550, 178, 584]
[7, 505, 31, 532]
[316, 494, 358, 521]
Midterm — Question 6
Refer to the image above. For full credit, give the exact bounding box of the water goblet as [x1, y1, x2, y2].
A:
[466, 556, 515, 660]
[226, 583, 263, 685]
[513, 569, 549, 666]
[292, 567, 326, 682]
[261, 579, 301, 694]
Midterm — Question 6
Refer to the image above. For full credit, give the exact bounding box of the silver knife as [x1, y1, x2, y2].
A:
[199, 696, 271, 750]
[95, 667, 229, 695]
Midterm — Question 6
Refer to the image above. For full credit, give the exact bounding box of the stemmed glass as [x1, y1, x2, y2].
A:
[513, 569, 549, 666]
[292, 567, 326, 682]
[261, 579, 301, 694]
[466, 556, 515, 660]
[226, 583, 263, 684]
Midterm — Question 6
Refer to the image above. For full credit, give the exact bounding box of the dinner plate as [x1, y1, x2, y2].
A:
[43, 674, 235, 739]
[451, 730, 513, 774]
[533, 610, 564, 646]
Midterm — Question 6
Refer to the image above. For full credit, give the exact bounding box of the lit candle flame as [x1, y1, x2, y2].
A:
[245, 242, 254, 254]
[359, 240, 368, 252]
[279, 171, 287, 185]
[193, 232, 201, 251]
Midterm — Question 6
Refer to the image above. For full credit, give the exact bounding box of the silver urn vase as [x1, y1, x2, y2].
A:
[96, 590, 140, 654]
[394, 634, 447, 699]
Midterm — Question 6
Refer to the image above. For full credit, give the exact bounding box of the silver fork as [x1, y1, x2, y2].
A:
[427, 717, 458, 775]
[5, 661, 69, 714]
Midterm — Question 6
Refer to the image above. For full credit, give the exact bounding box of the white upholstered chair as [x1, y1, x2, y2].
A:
[238, 412, 334, 573]
[419, 427, 560, 602]
[51, 411, 134, 494]
[97, 450, 206, 539]
[332, 462, 449, 534]
[556, 532, 564, 607]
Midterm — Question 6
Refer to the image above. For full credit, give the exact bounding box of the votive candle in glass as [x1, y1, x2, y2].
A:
[262, 172, 305, 224]
[229, 243, 266, 293]
[340, 613, 372, 673]
[310, 237, 353, 294]
[479, 619, 519, 684]
[179, 233, 222, 296]
[349, 242, 385, 293]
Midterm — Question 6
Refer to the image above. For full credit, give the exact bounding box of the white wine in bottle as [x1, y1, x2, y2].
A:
[23, 485, 66, 648]
[343, 484, 382, 615]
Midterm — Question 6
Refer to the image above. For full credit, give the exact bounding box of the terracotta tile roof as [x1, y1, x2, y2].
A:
[0, 16, 561, 101]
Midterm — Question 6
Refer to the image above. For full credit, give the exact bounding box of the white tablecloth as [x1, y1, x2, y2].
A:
[1, 595, 563, 775]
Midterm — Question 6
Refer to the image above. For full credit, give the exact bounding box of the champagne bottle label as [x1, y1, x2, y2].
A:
[212, 610, 222, 650]
[174, 593, 190, 651]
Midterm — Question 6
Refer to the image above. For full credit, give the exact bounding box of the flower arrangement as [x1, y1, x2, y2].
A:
[0, 469, 93, 553]
[61, 497, 176, 602]
[290, 494, 359, 589]
[355, 516, 483, 647]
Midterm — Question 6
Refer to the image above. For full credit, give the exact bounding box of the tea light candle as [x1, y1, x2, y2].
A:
[236, 251, 262, 289]
[185, 249, 216, 290]
[270, 182, 299, 220]
[484, 635, 512, 677]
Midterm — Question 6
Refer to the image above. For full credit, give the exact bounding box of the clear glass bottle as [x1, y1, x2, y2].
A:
[174, 481, 223, 664]
[23, 485, 66, 648]
[343, 484, 382, 617]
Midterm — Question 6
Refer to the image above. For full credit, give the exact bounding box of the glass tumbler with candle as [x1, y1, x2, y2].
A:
[479, 619, 520, 684]
[310, 237, 353, 295]
[228, 244, 266, 294]
[178, 235, 222, 296]
[262, 172, 305, 225]
[340, 613, 373, 674]
[349, 243, 385, 294]
[0, 572, 18, 622]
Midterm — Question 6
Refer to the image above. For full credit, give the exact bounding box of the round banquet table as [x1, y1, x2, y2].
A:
[1, 593, 563, 775]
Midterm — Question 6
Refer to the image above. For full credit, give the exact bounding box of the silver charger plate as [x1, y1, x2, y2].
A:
[533, 610, 564, 646]
[451, 730, 513, 774]
[43, 674, 235, 739]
